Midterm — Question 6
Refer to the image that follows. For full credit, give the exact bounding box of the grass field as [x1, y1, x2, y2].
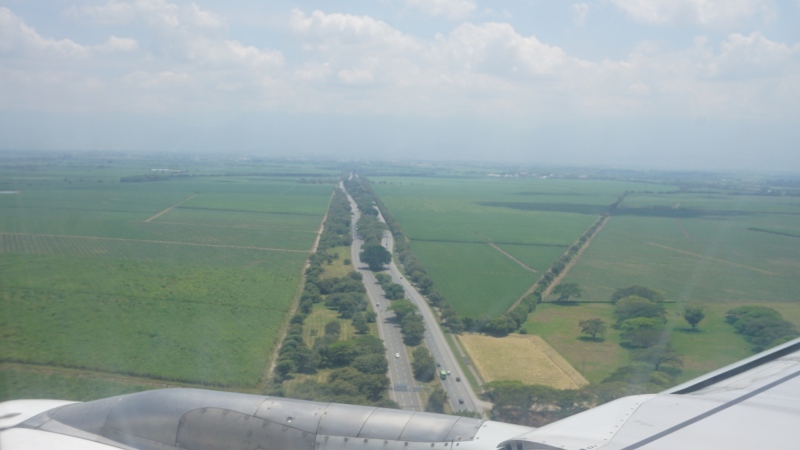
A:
[458, 333, 588, 389]
[559, 195, 800, 304]
[371, 176, 661, 318]
[0, 368, 153, 402]
[523, 301, 800, 384]
[410, 241, 537, 318]
[0, 156, 337, 398]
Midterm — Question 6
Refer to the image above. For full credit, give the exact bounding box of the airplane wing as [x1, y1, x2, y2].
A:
[2, 338, 799, 450]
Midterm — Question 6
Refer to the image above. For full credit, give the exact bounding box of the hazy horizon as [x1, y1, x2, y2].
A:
[1, 1, 798, 171]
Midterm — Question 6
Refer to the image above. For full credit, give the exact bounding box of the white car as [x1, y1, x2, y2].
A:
[395, 352, 400, 358]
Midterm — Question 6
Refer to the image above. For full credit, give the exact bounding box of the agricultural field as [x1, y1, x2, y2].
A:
[0, 154, 338, 400]
[524, 190, 800, 384]
[559, 192, 800, 303]
[523, 301, 800, 384]
[371, 176, 669, 318]
[458, 333, 588, 389]
[410, 241, 537, 318]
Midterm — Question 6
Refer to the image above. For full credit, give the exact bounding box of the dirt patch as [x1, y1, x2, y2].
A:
[457, 333, 588, 389]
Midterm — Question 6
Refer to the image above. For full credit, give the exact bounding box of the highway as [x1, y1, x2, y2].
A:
[343, 186, 423, 411]
[378, 219, 485, 415]
[342, 180, 484, 416]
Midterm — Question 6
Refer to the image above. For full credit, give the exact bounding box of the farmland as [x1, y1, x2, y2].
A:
[368, 169, 800, 391]
[458, 333, 588, 389]
[0, 153, 338, 400]
[525, 189, 800, 383]
[560, 193, 800, 303]
[371, 175, 665, 318]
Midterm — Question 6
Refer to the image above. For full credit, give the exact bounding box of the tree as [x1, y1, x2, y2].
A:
[384, 283, 405, 300]
[401, 314, 425, 346]
[683, 305, 706, 330]
[360, 244, 391, 271]
[610, 285, 665, 304]
[579, 318, 606, 340]
[613, 296, 666, 325]
[426, 387, 448, 413]
[324, 320, 341, 337]
[352, 312, 369, 334]
[389, 299, 417, 321]
[619, 317, 666, 348]
[552, 283, 582, 303]
[633, 343, 683, 371]
[411, 346, 436, 381]
[352, 353, 388, 375]
[483, 315, 518, 336]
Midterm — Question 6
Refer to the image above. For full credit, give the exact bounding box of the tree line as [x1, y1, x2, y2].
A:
[270, 187, 395, 408]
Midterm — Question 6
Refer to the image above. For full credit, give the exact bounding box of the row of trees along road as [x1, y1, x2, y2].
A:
[344, 177, 428, 348]
[271, 187, 395, 408]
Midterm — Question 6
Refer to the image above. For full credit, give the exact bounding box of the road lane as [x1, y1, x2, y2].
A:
[343, 185, 423, 411]
[342, 178, 484, 415]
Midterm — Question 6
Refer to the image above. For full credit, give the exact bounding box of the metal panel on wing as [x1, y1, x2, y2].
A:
[103, 389, 266, 446]
[398, 412, 459, 442]
[318, 403, 376, 437]
[357, 408, 414, 440]
[177, 408, 315, 450]
[254, 397, 325, 434]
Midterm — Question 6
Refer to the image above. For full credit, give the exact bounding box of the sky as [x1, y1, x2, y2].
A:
[0, 0, 799, 171]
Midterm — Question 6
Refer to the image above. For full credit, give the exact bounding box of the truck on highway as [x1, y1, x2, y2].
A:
[439, 370, 447, 380]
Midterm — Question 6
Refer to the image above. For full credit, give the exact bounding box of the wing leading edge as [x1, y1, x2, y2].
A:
[2, 338, 799, 450]
[503, 337, 800, 450]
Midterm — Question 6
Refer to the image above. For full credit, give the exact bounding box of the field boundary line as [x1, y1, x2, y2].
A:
[145, 221, 318, 233]
[1, 362, 188, 389]
[646, 242, 777, 276]
[0, 232, 307, 253]
[542, 216, 609, 299]
[506, 215, 609, 312]
[258, 187, 336, 390]
[476, 233, 538, 274]
[675, 219, 691, 240]
[144, 194, 197, 222]
[530, 336, 589, 388]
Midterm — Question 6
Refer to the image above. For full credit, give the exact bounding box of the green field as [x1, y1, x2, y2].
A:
[372, 176, 660, 318]
[522, 189, 800, 383]
[0, 155, 337, 399]
[560, 193, 800, 303]
[0, 368, 153, 402]
[524, 301, 800, 384]
[410, 241, 537, 317]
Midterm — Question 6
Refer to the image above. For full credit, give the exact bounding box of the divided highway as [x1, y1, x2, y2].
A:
[342, 182, 484, 415]
[344, 186, 423, 411]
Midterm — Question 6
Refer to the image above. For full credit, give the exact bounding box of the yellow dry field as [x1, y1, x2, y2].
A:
[458, 333, 589, 389]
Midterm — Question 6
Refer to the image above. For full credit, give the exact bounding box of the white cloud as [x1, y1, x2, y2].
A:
[95, 35, 139, 53]
[186, 38, 284, 67]
[289, 9, 416, 51]
[435, 22, 572, 76]
[572, 3, 589, 26]
[67, 0, 226, 31]
[338, 68, 374, 85]
[123, 69, 190, 88]
[1, 7, 137, 57]
[611, 0, 775, 27]
[404, 0, 477, 20]
[712, 32, 800, 78]
[293, 63, 332, 82]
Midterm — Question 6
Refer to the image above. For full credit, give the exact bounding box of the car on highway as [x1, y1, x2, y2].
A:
[458, 399, 464, 404]
[395, 352, 400, 358]
[456, 377, 461, 382]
